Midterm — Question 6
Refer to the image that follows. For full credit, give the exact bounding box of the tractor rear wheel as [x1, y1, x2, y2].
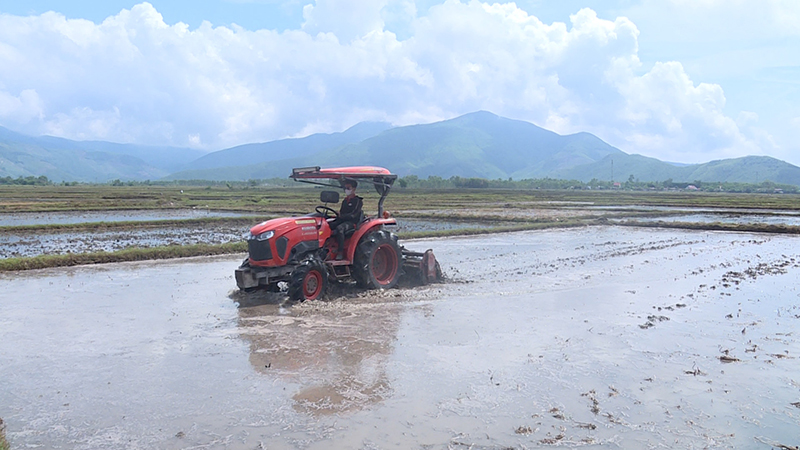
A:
[288, 259, 328, 301]
[354, 230, 402, 289]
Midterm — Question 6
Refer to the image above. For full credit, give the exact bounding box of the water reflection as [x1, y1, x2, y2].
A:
[236, 294, 401, 416]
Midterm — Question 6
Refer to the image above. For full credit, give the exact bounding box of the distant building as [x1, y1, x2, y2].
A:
[686, 185, 698, 190]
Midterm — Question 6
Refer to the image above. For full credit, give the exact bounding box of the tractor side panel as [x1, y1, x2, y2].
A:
[288, 240, 320, 261]
[317, 219, 332, 247]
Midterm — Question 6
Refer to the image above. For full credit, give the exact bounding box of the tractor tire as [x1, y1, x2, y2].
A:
[288, 259, 328, 301]
[353, 230, 402, 290]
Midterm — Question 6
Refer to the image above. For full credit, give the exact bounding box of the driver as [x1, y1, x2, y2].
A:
[328, 179, 363, 259]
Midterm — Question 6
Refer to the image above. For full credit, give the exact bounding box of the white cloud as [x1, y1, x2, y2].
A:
[44, 106, 125, 141]
[0, 89, 44, 126]
[608, 60, 760, 161]
[631, 0, 800, 41]
[0, 0, 775, 165]
[302, 0, 388, 42]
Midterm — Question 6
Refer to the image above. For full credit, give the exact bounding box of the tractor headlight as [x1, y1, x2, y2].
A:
[256, 230, 274, 241]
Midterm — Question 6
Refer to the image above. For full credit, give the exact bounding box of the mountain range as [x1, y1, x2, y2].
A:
[2, 111, 800, 186]
[0, 126, 204, 182]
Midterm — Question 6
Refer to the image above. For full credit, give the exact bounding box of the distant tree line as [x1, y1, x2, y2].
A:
[612, 176, 799, 193]
[4, 173, 798, 194]
[0, 175, 52, 186]
[397, 175, 586, 190]
[395, 174, 799, 193]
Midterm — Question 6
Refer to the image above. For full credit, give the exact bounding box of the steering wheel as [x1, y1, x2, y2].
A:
[315, 205, 339, 219]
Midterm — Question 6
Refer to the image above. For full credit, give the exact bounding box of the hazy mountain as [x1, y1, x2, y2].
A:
[167, 111, 626, 181]
[181, 121, 393, 171]
[0, 125, 205, 181]
[683, 156, 800, 185]
[555, 153, 800, 186]
[0, 139, 167, 182]
[321, 111, 626, 179]
[554, 153, 678, 182]
[33, 136, 205, 173]
[5, 112, 800, 186]
[167, 112, 800, 185]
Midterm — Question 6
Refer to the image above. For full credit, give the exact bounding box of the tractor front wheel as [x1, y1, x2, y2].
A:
[354, 230, 402, 289]
[288, 259, 328, 301]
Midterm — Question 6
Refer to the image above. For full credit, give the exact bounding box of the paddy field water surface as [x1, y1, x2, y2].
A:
[1, 227, 798, 449]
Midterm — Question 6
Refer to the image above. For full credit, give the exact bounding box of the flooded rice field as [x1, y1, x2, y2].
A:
[584, 205, 800, 214]
[392, 218, 495, 233]
[1, 226, 799, 449]
[616, 213, 800, 227]
[0, 225, 249, 258]
[0, 209, 250, 227]
[0, 218, 492, 258]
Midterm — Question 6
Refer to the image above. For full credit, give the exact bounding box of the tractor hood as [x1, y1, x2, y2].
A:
[248, 216, 320, 241]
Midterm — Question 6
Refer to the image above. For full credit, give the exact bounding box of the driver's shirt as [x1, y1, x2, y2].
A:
[339, 195, 363, 223]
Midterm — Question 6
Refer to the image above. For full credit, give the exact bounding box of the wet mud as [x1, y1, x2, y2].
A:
[1, 226, 799, 449]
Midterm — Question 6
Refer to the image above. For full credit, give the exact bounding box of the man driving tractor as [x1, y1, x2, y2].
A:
[327, 179, 363, 259]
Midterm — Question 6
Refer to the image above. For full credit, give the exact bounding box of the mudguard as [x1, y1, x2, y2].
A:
[345, 217, 397, 261]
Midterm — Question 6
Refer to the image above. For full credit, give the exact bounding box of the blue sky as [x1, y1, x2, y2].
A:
[0, 0, 798, 165]
[1, 1, 623, 31]
[0, 0, 307, 32]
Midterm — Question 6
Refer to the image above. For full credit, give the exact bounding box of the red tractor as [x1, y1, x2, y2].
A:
[235, 166, 441, 300]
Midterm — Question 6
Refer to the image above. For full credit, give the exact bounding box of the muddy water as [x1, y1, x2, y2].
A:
[1, 227, 799, 449]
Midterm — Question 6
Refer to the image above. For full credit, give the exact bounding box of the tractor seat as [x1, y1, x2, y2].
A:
[343, 212, 366, 238]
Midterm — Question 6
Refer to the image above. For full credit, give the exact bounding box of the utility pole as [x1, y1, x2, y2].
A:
[611, 158, 614, 183]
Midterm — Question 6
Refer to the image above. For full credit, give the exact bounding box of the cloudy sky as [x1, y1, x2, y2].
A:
[0, 0, 798, 165]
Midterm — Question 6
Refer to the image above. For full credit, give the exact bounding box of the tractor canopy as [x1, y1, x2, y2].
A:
[291, 166, 396, 184]
[290, 166, 398, 216]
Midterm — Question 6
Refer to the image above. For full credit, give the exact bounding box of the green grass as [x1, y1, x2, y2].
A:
[0, 242, 247, 272]
[0, 418, 8, 450]
[0, 216, 264, 234]
[3, 185, 800, 215]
